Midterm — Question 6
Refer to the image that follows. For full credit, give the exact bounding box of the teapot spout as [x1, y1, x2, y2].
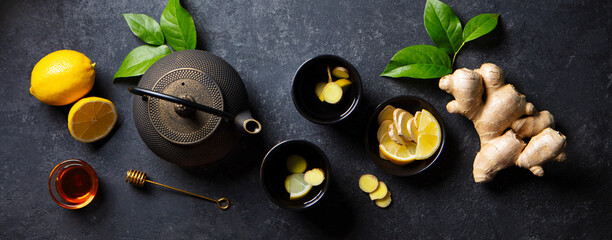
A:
[235, 110, 262, 134]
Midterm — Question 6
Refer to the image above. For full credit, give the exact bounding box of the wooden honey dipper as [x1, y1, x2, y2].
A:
[126, 169, 230, 210]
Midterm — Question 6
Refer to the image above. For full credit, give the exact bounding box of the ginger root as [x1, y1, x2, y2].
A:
[440, 63, 567, 183]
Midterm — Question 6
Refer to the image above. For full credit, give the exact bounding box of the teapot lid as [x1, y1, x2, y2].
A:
[147, 68, 224, 145]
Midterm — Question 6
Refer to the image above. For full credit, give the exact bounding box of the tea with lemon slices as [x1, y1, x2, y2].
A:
[264, 151, 326, 204]
[283, 154, 326, 200]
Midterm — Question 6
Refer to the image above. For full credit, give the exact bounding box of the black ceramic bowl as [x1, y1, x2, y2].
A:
[291, 55, 362, 124]
[260, 140, 331, 210]
[365, 96, 446, 176]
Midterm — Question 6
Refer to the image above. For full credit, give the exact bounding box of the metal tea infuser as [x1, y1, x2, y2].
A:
[126, 169, 230, 210]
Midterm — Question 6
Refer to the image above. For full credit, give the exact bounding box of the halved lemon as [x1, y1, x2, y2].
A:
[68, 97, 117, 143]
[284, 173, 312, 200]
[379, 132, 417, 165]
[414, 109, 441, 160]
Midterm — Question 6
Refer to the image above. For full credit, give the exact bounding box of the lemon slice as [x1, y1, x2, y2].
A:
[68, 97, 117, 143]
[414, 109, 442, 160]
[377, 120, 393, 142]
[314, 82, 326, 102]
[334, 79, 352, 88]
[284, 173, 312, 200]
[379, 132, 417, 165]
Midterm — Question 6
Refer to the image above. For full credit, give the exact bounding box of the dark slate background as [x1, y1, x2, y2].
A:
[1, 0, 610, 239]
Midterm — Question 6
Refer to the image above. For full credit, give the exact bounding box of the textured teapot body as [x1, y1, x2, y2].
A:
[132, 50, 253, 166]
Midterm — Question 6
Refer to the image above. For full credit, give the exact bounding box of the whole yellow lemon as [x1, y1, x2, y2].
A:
[30, 50, 95, 106]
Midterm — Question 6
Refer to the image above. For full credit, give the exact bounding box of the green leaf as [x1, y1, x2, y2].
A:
[123, 13, 165, 45]
[113, 45, 172, 80]
[424, 0, 463, 55]
[380, 45, 452, 79]
[160, 0, 196, 51]
[463, 14, 500, 42]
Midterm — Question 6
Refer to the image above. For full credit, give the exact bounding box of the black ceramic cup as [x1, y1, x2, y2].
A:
[260, 140, 331, 210]
[291, 54, 362, 124]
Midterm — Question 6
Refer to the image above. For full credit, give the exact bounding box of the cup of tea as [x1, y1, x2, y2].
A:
[48, 159, 99, 209]
[260, 140, 331, 210]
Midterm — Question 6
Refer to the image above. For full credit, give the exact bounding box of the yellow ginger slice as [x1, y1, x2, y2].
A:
[286, 155, 307, 173]
[377, 105, 395, 124]
[304, 168, 325, 186]
[332, 66, 349, 79]
[397, 111, 414, 141]
[369, 181, 388, 200]
[388, 122, 406, 145]
[322, 82, 343, 104]
[374, 191, 392, 208]
[406, 117, 418, 142]
[392, 108, 408, 125]
[358, 174, 379, 193]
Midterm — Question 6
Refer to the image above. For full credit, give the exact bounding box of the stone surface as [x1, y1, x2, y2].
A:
[1, 0, 610, 238]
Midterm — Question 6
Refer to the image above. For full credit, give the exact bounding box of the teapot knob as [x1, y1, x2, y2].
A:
[174, 95, 196, 118]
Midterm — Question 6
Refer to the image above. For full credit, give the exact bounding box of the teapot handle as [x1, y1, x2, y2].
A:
[128, 87, 235, 119]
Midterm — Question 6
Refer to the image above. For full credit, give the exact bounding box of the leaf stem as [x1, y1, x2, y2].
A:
[451, 41, 465, 68]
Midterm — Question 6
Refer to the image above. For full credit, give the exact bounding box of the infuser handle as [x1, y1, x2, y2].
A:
[128, 87, 235, 119]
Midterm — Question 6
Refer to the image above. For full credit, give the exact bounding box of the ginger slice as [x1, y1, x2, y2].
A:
[392, 108, 408, 125]
[408, 111, 421, 141]
[397, 112, 414, 142]
[332, 66, 349, 79]
[406, 117, 417, 141]
[388, 123, 406, 145]
[368, 181, 388, 200]
[358, 174, 379, 193]
[377, 105, 395, 124]
[304, 168, 325, 186]
[374, 191, 392, 208]
[286, 154, 307, 173]
[322, 82, 343, 104]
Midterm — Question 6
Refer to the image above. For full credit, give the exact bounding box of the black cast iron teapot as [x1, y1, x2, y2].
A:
[129, 50, 261, 166]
